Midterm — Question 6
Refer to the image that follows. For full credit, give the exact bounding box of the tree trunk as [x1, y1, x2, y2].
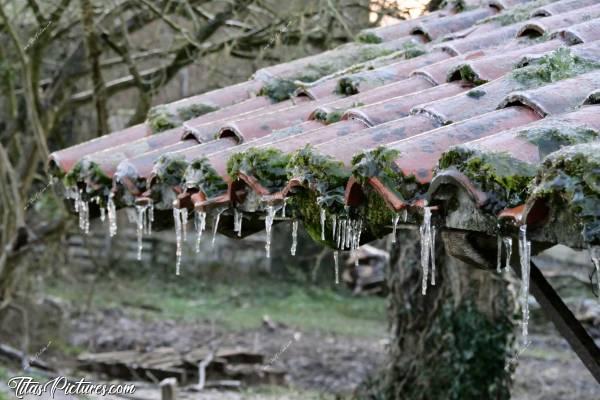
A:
[360, 227, 516, 399]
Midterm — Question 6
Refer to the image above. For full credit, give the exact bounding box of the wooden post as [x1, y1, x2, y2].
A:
[160, 377, 177, 400]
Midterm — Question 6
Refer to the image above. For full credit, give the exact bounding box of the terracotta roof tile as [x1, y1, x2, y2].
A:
[48, 0, 600, 249]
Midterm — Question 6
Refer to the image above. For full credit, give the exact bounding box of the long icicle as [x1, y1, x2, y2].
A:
[107, 194, 117, 237]
[320, 208, 326, 241]
[211, 208, 225, 248]
[391, 213, 400, 244]
[519, 225, 531, 345]
[174, 208, 182, 276]
[497, 235, 503, 273]
[181, 208, 188, 242]
[419, 207, 432, 295]
[331, 215, 337, 241]
[135, 205, 146, 261]
[430, 226, 437, 286]
[333, 250, 340, 285]
[265, 205, 276, 258]
[291, 220, 298, 256]
[195, 211, 207, 253]
[503, 237, 513, 270]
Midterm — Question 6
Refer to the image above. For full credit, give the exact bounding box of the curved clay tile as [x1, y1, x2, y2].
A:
[411, 7, 497, 41]
[488, 0, 537, 10]
[499, 71, 600, 116]
[446, 39, 562, 83]
[427, 106, 600, 230]
[348, 106, 540, 211]
[437, 25, 521, 55]
[522, 138, 600, 247]
[345, 82, 468, 126]
[411, 76, 522, 125]
[356, 10, 449, 43]
[530, 0, 599, 17]
[115, 139, 236, 202]
[48, 123, 151, 176]
[517, 4, 600, 37]
[335, 52, 450, 95]
[316, 115, 440, 165]
[553, 19, 600, 44]
[294, 79, 340, 100]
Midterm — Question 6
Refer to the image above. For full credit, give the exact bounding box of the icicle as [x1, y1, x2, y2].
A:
[211, 209, 225, 248]
[503, 237, 513, 270]
[320, 208, 326, 241]
[518, 225, 531, 345]
[146, 203, 154, 235]
[100, 207, 106, 222]
[341, 219, 348, 250]
[174, 208, 182, 276]
[497, 235, 503, 273]
[135, 205, 147, 261]
[591, 246, 600, 296]
[430, 226, 437, 286]
[356, 219, 363, 246]
[233, 209, 243, 237]
[281, 198, 287, 218]
[331, 215, 337, 241]
[181, 208, 189, 242]
[195, 211, 207, 253]
[333, 250, 340, 285]
[336, 219, 344, 249]
[265, 205, 276, 258]
[344, 219, 352, 250]
[78, 198, 90, 235]
[291, 220, 298, 256]
[402, 208, 408, 223]
[419, 207, 432, 295]
[391, 213, 400, 244]
[107, 195, 117, 237]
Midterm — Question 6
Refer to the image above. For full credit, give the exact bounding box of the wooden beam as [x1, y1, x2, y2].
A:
[510, 260, 600, 384]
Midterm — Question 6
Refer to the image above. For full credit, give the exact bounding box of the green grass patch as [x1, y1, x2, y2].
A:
[47, 275, 386, 338]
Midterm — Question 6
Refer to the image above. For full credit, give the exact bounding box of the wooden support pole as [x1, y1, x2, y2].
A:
[510, 260, 600, 384]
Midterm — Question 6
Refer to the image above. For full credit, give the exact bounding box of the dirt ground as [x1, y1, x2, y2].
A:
[12, 307, 590, 399]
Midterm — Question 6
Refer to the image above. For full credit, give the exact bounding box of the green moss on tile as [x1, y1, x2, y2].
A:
[152, 154, 189, 187]
[517, 122, 599, 158]
[512, 47, 600, 88]
[438, 146, 537, 212]
[357, 31, 383, 44]
[288, 190, 339, 248]
[287, 145, 351, 212]
[532, 143, 600, 244]
[466, 89, 486, 99]
[63, 159, 112, 196]
[313, 103, 363, 124]
[402, 41, 427, 59]
[452, 65, 488, 86]
[478, 0, 552, 26]
[227, 147, 291, 192]
[183, 157, 228, 198]
[147, 103, 218, 133]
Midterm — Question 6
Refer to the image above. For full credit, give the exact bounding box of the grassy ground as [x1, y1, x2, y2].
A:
[47, 273, 387, 338]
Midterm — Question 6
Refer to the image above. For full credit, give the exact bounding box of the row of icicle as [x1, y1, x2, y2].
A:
[68, 187, 600, 349]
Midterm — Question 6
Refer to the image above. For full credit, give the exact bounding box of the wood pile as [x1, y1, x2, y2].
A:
[78, 347, 287, 388]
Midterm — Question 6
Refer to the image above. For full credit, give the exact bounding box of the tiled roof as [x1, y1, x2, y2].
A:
[50, 0, 600, 250]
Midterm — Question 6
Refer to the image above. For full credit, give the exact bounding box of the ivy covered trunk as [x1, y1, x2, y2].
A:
[364, 228, 515, 399]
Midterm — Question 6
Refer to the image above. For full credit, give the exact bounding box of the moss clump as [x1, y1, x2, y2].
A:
[352, 146, 426, 202]
[419, 302, 513, 400]
[357, 31, 383, 44]
[532, 144, 600, 244]
[287, 145, 351, 211]
[467, 89, 486, 99]
[452, 65, 487, 86]
[361, 189, 397, 239]
[313, 103, 363, 124]
[511, 47, 600, 88]
[402, 41, 427, 59]
[478, 0, 552, 26]
[152, 154, 189, 187]
[438, 147, 537, 212]
[258, 79, 299, 102]
[227, 147, 291, 192]
[183, 158, 228, 198]
[146, 103, 218, 133]
[517, 123, 599, 158]
[64, 159, 112, 195]
[288, 190, 339, 248]
[585, 90, 600, 105]
[336, 76, 364, 96]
